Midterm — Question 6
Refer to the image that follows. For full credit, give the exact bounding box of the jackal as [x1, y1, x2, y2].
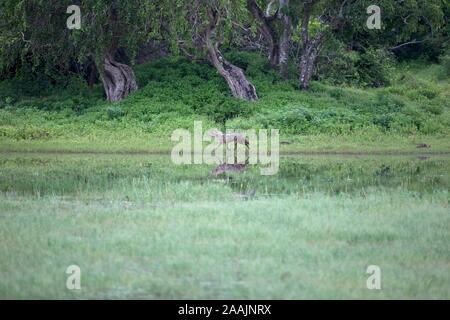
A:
[210, 128, 249, 150]
[211, 158, 249, 177]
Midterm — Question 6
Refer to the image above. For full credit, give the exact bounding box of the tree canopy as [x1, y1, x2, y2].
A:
[0, 0, 447, 101]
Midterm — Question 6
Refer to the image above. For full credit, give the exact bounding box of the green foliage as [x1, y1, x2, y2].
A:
[105, 106, 125, 119]
[0, 73, 55, 101]
[0, 0, 158, 88]
[314, 45, 361, 86]
[315, 45, 395, 88]
[0, 126, 50, 140]
[225, 51, 271, 76]
[338, 0, 447, 61]
[0, 53, 448, 140]
[163, 0, 249, 57]
[440, 52, 450, 77]
[0, 153, 449, 298]
[357, 48, 395, 87]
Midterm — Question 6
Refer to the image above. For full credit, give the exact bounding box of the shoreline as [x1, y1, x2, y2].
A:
[1, 149, 449, 156]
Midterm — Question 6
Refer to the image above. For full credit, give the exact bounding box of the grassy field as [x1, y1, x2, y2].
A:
[0, 133, 449, 154]
[0, 56, 449, 154]
[0, 52, 448, 299]
[0, 153, 448, 299]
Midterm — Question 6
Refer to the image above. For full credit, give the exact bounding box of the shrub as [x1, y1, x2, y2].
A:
[356, 47, 395, 87]
[0, 51, 448, 138]
[105, 106, 125, 119]
[0, 126, 51, 140]
[313, 40, 361, 86]
[225, 50, 270, 77]
[439, 50, 450, 77]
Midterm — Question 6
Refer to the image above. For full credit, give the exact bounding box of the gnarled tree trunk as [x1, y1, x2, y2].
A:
[207, 47, 258, 101]
[100, 53, 138, 102]
[205, 9, 258, 101]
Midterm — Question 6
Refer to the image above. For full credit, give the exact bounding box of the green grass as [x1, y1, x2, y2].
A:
[0, 132, 449, 154]
[0, 153, 448, 299]
[0, 54, 448, 154]
[0, 52, 448, 299]
[1, 190, 448, 299]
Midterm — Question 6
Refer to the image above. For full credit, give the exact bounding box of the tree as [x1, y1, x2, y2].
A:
[335, 0, 447, 60]
[69, 0, 159, 101]
[246, 0, 349, 89]
[246, 0, 292, 76]
[0, 0, 157, 101]
[0, 0, 77, 81]
[165, 0, 259, 101]
[295, 0, 348, 90]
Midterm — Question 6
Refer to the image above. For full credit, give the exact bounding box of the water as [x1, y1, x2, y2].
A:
[0, 153, 448, 199]
[0, 152, 449, 299]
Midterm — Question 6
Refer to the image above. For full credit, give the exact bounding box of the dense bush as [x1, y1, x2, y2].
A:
[314, 46, 396, 88]
[313, 39, 361, 86]
[356, 48, 395, 87]
[440, 53, 450, 78]
[0, 74, 54, 102]
[0, 52, 448, 138]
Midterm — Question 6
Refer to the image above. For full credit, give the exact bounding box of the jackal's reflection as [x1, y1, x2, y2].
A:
[211, 156, 249, 177]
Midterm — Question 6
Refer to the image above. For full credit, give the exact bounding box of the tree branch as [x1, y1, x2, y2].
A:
[265, 0, 277, 17]
[20, 32, 32, 44]
[387, 39, 427, 51]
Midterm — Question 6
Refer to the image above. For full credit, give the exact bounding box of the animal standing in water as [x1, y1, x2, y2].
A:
[211, 158, 249, 177]
[210, 129, 249, 150]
